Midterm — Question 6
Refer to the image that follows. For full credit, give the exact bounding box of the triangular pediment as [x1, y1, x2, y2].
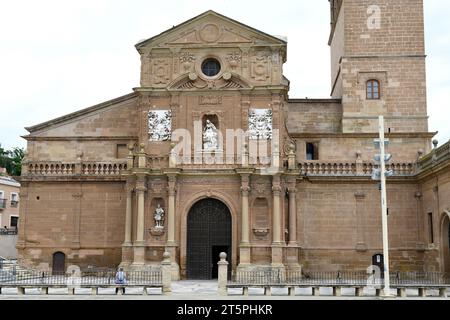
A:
[136, 10, 286, 50]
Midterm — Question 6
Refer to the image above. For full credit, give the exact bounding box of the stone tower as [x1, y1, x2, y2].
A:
[329, 0, 429, 138]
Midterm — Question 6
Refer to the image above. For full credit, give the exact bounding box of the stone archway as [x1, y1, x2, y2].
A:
[442, 212, 450, 273]
[186, 198, 232, 280]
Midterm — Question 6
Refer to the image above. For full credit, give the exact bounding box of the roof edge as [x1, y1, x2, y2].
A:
[135, 10, 287, 50]
[288, 98, 342, 103]
[25, 92, 138, 133]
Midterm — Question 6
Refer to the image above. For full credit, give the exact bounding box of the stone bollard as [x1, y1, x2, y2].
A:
[288, 287, 295, 296]
[217, 252, 229, 296]
[162, 252, 172, 295]
[397, 288, 406, 298]
[333, 287, 341, 297]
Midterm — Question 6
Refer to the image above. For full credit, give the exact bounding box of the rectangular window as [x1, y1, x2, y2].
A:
[306, 142, 319, 160]
[428, 212, 434, 244]
[10, 216, 18, 229]
[10, 193, 19, 207]
[0, 191, 5, 209]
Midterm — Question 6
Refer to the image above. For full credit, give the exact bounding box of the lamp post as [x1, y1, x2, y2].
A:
[372, 115, 393, 297]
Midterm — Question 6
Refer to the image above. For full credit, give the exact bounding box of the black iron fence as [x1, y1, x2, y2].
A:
[0, 228, 18, 235]
[0, 269, 162, 286]
[230, 270, 450, 287]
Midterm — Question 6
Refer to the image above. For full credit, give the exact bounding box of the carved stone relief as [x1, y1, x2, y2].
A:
[199, 96, 222, 105]
[251, 52, 271, 81]
[179, 52, 196, 73]
[148, 110, 172, 141]
[198, 23, 222, 43]
[226, 52, 242, 71]
[152, 58, 171, 84]
[248, 109, 273, 140]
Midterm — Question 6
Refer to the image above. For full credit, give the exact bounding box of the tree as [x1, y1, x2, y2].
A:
[0, 144, 25, 176]
[9, 147, 25, 176]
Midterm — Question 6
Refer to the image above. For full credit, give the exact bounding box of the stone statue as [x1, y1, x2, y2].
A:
[203, 119, 219, 150]
[154, 204, 165, 228]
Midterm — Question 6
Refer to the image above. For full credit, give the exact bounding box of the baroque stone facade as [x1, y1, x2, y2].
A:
[17, 4, 450, 278]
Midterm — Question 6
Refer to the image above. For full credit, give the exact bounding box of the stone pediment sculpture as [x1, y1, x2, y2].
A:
[135, 10, 287, 50]
[135, 11, 287, 89]
[168, 72, 251, 91]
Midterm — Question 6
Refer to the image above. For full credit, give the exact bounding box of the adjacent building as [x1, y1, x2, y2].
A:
[0, 170, 20, 259]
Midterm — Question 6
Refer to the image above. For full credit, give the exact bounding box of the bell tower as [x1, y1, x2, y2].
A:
[329, 0, 429, 135]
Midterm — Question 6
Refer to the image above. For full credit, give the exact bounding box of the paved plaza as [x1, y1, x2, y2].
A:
[0, 281, 449, 300]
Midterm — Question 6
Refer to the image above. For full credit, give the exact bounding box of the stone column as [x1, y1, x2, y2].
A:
[241, 186, 250, 245]
[355, 192, 367, 252]
[237, 171, 252, 268]
[133, 175, 146, 266]
[124, 186, 133, 245]
[286, 176, 301, 271]
[167, 182, 176, 246]
[288, 186, 297, 246]
[165, 172, 180, 280]
[271, 174, 284, 268]
[72, 190, 82, 248]
[415, 191, 426, 251]
[121, 181, 134, 267]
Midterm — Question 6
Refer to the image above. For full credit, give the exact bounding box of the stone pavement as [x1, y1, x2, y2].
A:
[0, 281, 448, 300]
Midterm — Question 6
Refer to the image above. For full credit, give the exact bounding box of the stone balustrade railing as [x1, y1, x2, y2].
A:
[82, 162, 127, 175]
[27, 162, 76, 176]
[417, 140, 450, 172]
[25, 161, 127, 176]
[299, 161, 416, 177]
[299, 162, 357, 176]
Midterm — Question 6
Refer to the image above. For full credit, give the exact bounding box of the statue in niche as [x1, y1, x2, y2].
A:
[154, 204, 165, 228]
[203, 119, 219, 151]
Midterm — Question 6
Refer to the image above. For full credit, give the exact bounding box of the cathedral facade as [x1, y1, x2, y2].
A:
[18, 0, 450, 279]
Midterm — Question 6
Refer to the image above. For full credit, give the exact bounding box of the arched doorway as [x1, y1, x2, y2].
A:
[186, 198, 231, 280]
[442, 213, 450, 273]
[52, 252, 66, 275]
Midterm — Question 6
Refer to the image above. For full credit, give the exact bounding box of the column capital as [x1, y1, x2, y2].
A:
[272, 185, 282, 196]
[136, 185, 147, 193]
[240, 186, 251, 196]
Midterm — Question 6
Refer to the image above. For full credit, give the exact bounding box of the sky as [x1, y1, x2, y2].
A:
[0, 0, 449, 150]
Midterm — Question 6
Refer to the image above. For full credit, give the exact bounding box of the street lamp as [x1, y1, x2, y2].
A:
[371, 115, 393, 297]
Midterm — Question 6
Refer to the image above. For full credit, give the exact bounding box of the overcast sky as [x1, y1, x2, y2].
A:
[0, 0, 449, 150]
